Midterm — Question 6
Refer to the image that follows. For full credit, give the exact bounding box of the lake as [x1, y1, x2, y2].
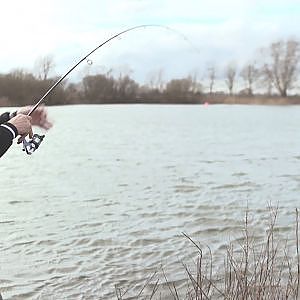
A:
[0, 104, 299, 299]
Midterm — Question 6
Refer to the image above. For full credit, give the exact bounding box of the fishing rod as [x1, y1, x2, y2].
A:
[22, 24, 198, 154]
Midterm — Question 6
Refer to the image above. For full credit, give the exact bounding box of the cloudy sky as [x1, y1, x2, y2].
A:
[0, 0, 299, 90]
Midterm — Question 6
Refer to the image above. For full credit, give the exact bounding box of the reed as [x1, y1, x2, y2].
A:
[115, 206, 300, 299]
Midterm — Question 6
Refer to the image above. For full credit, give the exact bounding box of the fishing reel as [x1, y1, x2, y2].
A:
[22, 134, 45, 155]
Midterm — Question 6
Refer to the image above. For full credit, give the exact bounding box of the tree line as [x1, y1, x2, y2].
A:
[0, 39, 299, 107]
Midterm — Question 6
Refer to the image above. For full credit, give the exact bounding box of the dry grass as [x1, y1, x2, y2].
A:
[202, 95, 300, 105]
[115, 207, 300, 299]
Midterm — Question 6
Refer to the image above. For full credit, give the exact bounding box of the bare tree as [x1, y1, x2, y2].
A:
[156, 69, 164, 92]
[165, 77, 193, 97]
[207, 66, 216, 95]
[225, 63, 237, 95]
[35, 55, 55, 80]
[189, 71, 202, 94]
[115, 75, 139, 101]
[260, 64, 274, 96]
[146, 68, 165, 91]
[240, 63, 259, 96]
[82, 74, 115, 103]
[263, 39, 300, 97]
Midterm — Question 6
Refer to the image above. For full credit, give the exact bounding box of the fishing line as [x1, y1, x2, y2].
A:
[23, 24, 200, 154]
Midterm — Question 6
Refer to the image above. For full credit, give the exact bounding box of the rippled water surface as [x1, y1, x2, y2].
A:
[0, 104, 300, 299]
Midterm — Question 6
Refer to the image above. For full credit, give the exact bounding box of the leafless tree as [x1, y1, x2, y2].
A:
[263, 39, 300, 97]
[240, 63, 259, 96]
[115, 75, 139, 101]
[164, 77, 197, 103]
[260, 64, 274, 96]
[146, 68, 165, 91]
[189, 71, 202, 94]
[156, 69, 165, 92]
[207, 66, 216, 95]
[35, 55, 55, 80]
[225, 63, 237, 95]
[82, 74, 115, 103]
[0, 68, 66, 105]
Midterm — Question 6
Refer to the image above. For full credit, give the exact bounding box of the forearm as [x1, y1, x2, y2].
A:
[0, 123, 18, 157]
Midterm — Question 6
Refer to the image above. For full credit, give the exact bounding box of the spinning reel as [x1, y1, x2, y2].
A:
[22, 134, 45, 155]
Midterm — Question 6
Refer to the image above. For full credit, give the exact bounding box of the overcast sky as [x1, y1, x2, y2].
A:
[0, 0, 299, 90]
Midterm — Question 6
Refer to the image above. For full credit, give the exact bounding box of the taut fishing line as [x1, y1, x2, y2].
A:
[22, 24, 200, 155]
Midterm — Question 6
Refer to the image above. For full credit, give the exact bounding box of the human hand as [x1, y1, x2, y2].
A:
[8, 114, 33, 143]
[17, 105, 53, 130]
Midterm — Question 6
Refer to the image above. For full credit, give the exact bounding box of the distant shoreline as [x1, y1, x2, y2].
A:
[201, 95, 300, 105]
[1, 95, 300, 107]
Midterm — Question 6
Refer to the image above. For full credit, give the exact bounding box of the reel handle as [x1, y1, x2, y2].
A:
[22, 134, 45, 155]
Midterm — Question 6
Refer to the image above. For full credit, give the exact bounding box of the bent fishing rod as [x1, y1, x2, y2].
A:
[22, 24, 197, 154]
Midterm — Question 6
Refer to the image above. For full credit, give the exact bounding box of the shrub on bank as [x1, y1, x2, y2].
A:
[115, 207, 300, 299]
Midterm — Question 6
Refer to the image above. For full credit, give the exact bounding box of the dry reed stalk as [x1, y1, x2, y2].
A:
[115, 207, 300, 299]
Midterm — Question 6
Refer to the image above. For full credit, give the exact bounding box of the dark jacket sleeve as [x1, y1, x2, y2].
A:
[0, 111, 17, 125]
[0, 112, 11, 124]
[0, 123, 18, 157]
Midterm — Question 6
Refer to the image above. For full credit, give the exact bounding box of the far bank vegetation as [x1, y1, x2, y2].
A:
[0, 39, 300, 106]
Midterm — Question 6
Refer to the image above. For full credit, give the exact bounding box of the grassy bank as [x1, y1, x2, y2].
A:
[202, 95, 300, 105]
